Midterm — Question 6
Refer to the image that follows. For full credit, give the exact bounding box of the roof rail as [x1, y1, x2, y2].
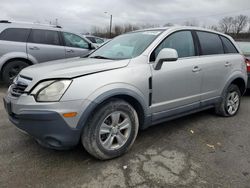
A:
[0, 20, 62, 28]
[0, 20, 11, 23]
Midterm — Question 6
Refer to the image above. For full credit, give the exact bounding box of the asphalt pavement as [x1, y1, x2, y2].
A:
[0, 84, 250, 188]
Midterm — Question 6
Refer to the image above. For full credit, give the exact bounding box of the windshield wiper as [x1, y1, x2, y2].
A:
[90, 55, 110, 59]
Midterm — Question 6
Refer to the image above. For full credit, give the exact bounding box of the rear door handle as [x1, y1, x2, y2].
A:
[192, 66, 201, 72]
[66, 49, 74, 53]
[29, 46, 40, 50]
[225, 62, 232, 67]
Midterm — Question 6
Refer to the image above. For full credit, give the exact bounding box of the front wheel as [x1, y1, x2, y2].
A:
[215, 84, 241, 117]
[81, 99, 139, 160]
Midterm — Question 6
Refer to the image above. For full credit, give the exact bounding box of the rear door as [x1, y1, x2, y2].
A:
[27, 29, 65, 63]
[195, 31, 237, 103]
[61, 32, 91, 58]
[0, 28, 30, 58]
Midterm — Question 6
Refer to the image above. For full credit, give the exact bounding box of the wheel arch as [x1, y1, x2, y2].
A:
[223, 74, 247, 96]
[77, 89, 151, 131]
[230, 78, 246, 95]
[0, 57, 33, 79]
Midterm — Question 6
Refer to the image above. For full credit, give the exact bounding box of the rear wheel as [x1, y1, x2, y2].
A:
[215, 84, 241, 117]
[81, 99, 139, 160]
[2, 60, 29, 85]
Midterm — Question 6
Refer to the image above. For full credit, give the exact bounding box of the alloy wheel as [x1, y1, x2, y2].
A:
[99, 111, 132, 150]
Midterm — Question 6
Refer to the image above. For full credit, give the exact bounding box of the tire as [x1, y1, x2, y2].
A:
[81, 99, 139, 160]
[215, 84, 241, 117]
[2, 60, 29, 85]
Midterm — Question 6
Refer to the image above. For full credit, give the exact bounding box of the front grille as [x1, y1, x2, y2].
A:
[10, 75, 32, 97]
[10, 83, 28, 97]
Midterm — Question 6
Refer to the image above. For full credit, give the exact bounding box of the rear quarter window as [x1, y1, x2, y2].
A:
[220, 36, 238, 54]
[197, 31, 224, 55]
[0, 28, 30, 42]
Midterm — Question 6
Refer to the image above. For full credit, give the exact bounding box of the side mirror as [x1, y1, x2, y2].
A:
[88, 43, 96, 50]
[154, 48, 178, 70]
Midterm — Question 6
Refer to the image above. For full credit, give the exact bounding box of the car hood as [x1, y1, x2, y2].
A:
[20, 57, 130, 81]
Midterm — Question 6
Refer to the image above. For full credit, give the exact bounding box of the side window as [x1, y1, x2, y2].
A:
[197, 31, 224, 55]
[28, 29, 60, 46]
[0, 28, 30, 42]
[63, 32, 89, 49]
[95, 38, 104, 44]
[151, 31, 195, 61]
[220, 36, 238, 54]
[86, 36, 96, 43]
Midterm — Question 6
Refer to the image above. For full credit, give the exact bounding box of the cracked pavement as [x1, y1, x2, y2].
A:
[0, 84, 250, 188]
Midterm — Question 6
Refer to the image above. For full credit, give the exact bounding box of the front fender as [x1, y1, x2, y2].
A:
[76, 83, 150, 130]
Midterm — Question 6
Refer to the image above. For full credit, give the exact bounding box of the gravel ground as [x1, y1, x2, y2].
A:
[0, 84, 250, 188]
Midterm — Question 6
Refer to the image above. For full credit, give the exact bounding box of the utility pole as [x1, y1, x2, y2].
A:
[109, 14, 112, 38]
[104, 12, 113, 38]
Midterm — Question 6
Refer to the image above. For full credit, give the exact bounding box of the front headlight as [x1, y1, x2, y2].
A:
[31, 80, 72, 102]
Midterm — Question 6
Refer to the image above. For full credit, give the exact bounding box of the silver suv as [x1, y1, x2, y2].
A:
[0, 20, 95, 84]
[3, 27, 247, 160]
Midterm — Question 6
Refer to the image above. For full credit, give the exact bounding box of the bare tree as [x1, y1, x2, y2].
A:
[182, 20, 199, 27]
[114, 25, 124, 36]
[219, 17, 233, 33]
[232, 15, 248, 35]
[248, 18, 250, 33]
[139, 23, 159, 29]
[208, 25, 219, 31]
[163, 23, 174, 27]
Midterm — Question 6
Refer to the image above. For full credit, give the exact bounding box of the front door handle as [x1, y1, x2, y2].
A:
[192, 66, 201, 72]
[225, 62, 232, 67]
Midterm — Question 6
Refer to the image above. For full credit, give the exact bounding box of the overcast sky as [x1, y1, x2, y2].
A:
[0, 0, 250, 33]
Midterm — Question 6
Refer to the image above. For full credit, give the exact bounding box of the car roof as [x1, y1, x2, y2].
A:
[0, 21, 62, 31]
[133, 26, 231, 38]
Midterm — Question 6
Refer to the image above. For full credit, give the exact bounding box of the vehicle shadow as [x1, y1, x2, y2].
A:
[0, 81, 7, 88]
[23, 109, 211, 162]
[244, 89, 250, 96]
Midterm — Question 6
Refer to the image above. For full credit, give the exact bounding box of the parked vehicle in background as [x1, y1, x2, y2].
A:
[82, 35, 106, 48]
[0, 20, 96, 84]
[237, 41, 250, 88]
[3, 27, 247, 160]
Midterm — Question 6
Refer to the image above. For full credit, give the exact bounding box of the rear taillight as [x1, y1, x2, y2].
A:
[245, 58, 250, 72]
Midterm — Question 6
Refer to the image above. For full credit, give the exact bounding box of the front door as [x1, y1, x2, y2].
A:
[150, 31, 202, 116]
[62, 32, 91, 58]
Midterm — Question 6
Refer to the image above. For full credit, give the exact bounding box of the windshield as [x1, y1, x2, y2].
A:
[89, 30, 163, 60]
[237, 42, 250, 56]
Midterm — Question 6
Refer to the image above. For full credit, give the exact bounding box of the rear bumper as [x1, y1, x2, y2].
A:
[3, 96, 81, 149]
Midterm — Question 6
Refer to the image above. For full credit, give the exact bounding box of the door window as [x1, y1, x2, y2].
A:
[197, 31, 224, 55]
[28, 29, 60, 46]
[151, 31, 195, 61]
[63, 32, 89, 49]
[95, 38, 104, 44]
[86, 36, 96, 43]
[0, 28, 30, 42]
